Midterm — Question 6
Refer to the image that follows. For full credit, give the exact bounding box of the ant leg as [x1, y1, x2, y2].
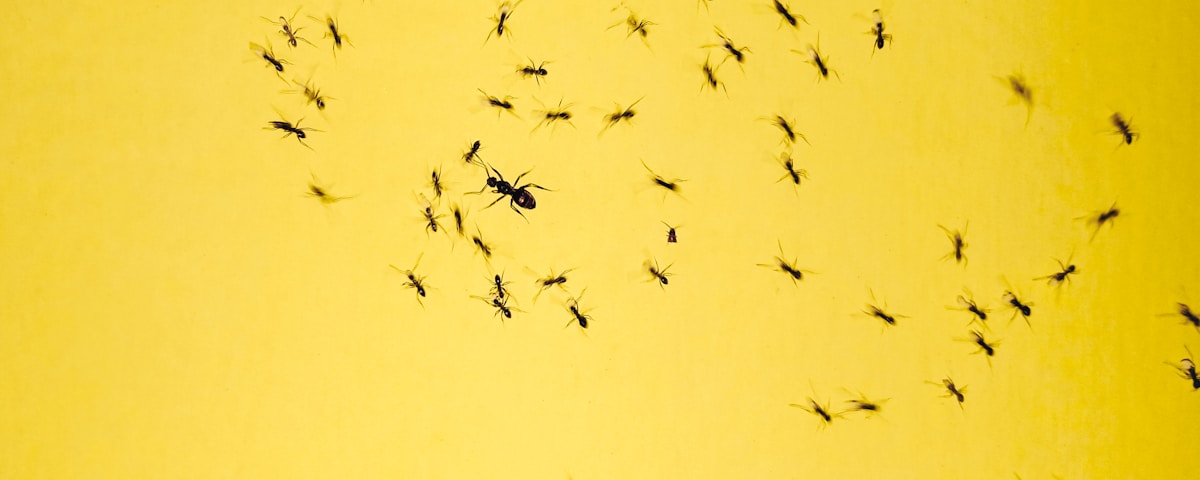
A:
[520, 183, 553, 192]
[483, 194, 507, 210]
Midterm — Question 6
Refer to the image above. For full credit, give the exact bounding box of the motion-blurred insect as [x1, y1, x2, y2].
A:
[938, 223, 968, 266]
[641, 160, 686, 198]
[771, 0, 808, 29]
[533, 267, 575, 302]
[284, 77, 333, 111]
[310, 14, 352, 56]
[1002, 289, 1034, 328]
[390, 254, 430, 307]
[450, 202, 469, 237]
[1110, 112, 1138, 145]
[463, 140, 484, 165]
[1079, 202, 1119, 241]
[644, 258, 674, 288]
[758, 240, 814, 285]
[474, 294, 521, 322]
[472, 228, 495, 261]
[250, 41, 290, 76]
[262, 9, 313, 48]
[793, 34, 839, 81]
[1165, 346, 1199, 390]
[485, 1, 523, 44]
[565, 289, 594, 329]
[532, 98, 575, 133]
[1037, 255, 1078, 287]
[866, 9, 892, 53]
[600, 97, 643, 135]
[789, 396, 841, 429]
[609, 6, 657, 45]
[265, 116, 319, 149]
[661, 221, 679, 243]
[489, 272, 512, 300]
[762, 115, 808, 146]
[949, 293, 989, 328]
[428, 166, 446, 200]
[929, 377, 967, 410]
[863, 290, 906, 327]
[703, 27, 751, 68]
[418, 193, 444, 235]
[844, 391, 890, 418]
[1160, 302, 1200, 334]
[478, 89, 520, 119]
[306, 176, 354, 205]
[699, 55, 728, 95]
[959, 329, 998, 368]
[518, 58, 550, 85]
[1001, 72, 1034, 126]
[775, 151, 809, 190]
[470, 162, 551, 221]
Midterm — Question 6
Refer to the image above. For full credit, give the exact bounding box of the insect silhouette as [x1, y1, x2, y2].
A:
[793, 34, 839, 81]
[306, 176, 354, 205]
[641, 160, 686, 198]
[661, 221, 679, 244]
[610, 8, 657, 45]
[600, 97, 643, 135]
[1079, 202, 1119, 241]
[866, 9, 892, 53]
[644, 258, 674, 288]
[959, 330, 999, 368]
[489, 272, 512, 300]
[285, 77, 333, 111]
[1002, 290, 1034, 328]
[703, 27, 751, 68]
[1110, 112, 1138, 145]
[532, 98, 575, 133]
[418, 193, 444, 235]
[564, 289, 594, 330]
[771, 0, 808, 29]
[949, 293, 989, 329]
[1160, 302, 1200, 333]
[450, 202, 469, 238]
[478, 89, 520, 119]
[762, 115, 809, 146]
[929, 377, 967, 410]
[1165, 346, 1199, 390]
[469, 161, 551, 221]
[533, 267, 575, 302]
[863, 290, 906, 328]
[775, 151, 809, 190]
[310, 14, 352, 56]
[262, 9, 313, 48]
[265, 116, 320, 149]
[390, 254, 430, 307]
[1037, 256, 1078, 287]
[474, 294, 522, 322]
[462, 140, 483, 165]
[699, 55, 728, 95]
[428, 166, 447, 200]
[938, 223, 968, 266]
[250, 41, 290, 76]
[518, 58, 550, 85]
[485, 1, 523, 45]
[1001, 72, 1034, 126]
[757, 240, 814, 285]
[472, 228, 495, 261]
[844, 390, 890, 418]
[789, 397, 841, 429]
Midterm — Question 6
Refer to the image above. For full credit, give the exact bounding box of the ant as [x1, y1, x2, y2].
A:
[533, 267, 575, 302]
[776, 151, 809, 189]
[310, 14, 352, 56]
[1079, 202, 1119, 241]
[610, 8, 656, 44]
[265, 116, 319, 149]
[489, 272, 512, 300]
[250, 41, 290, 77]
[959, 329, 998, 368]
[462, 140, 483, 165]
[262, 9, 314, 48]
[1000, 72, 1034, 126]
[699, 55, 728, 95]
[565, 289, 594, 330]
[471, 228, 495, 261]
[390, 254, 430, 307]
[844, 390, 890, 418]
[757, 240, 814, 285]
[789, 396, 841, 429]
[428, 166, 447, 200]
[1037, 256, 1078, 287]
[518, 58, 550, 85]
[285, 77, 333, 111]
[418, 193, 444, 235]
[450, 202, 468, 238]
[485, 1, 523, 45]
[761, 115, 809, 146]
[478, 89, 519, 119]
[641, 160, 685, 198]
[949, 293, 989, 329]
[306, 176, 354, 205]
[866, 9, 892, 54]
[1161, 302, 1200, 333]
[793, 34, 839, 81]
[863, 290, 906, 327]
[1002, 290, 1034, 328]
[600, 97, 643, 135]
[771, 0, 808, 30]
[644, 258, 674, 288]
[473, 294, 522, 322]
[938, 223, 968, 266]
[661, 221, 679, 244]
[703, 27, 751, 68]
[928, 377, 967, 410]
[469, 161, 551, 221]
[1165, 346, 1199, 390]
[532, 98, 575, 133]
[1110, 112, 1138, 145]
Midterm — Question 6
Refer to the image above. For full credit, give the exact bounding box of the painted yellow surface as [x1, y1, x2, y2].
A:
[2, 1, 1198, 478]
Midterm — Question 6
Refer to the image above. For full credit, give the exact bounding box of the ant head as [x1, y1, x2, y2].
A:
[486, 177, 498, 187]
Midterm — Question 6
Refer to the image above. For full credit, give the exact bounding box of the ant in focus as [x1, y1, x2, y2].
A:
[462, 140, 483, 165]
[1165, 346, 1199, 390]
[600, 97, 643, 135]
[949, 292, 989, 329]
[262, 8, 314, 48]
[641, 160, 686, 199]
[1002, 289, 1034, 328]
[478, 89, 520, 119]
[761, 115, 809, 146]
[793, 34, 839, 82]
[644, 258, 674, 288]
[1037, 255, 1078, 287]
[265, 115, 320, 149]
[1079, 202, 1119, 241]
[518, 58, 550, 85]
[485, 1, 523, 45]
[473, 294, 522, 322]
[771, 0, 808, 30]
[309, 14, 353, 57]
[565, 289, 594, 330]
[390, 254, 430, 308]
[938, 223, 968, 266]
[489, 272, 513, 300]
[758, 240, 814, 285]
[428, 166, 447, 200]
[1110, 112, 1139, 145]
[418, 193, 444, 235]
[866, 9, 892, 54]
[468, 161, 551, 221]
[532, 267, 575, 302]
[929, 377, 967, 410]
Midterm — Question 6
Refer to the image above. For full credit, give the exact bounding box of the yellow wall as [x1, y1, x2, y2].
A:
[2, 1, 1198, 478]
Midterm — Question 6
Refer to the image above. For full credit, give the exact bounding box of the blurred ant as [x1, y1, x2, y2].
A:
[485, 1, 523, 45]
[418, 193, 444, 235]
[928, 377, 967, 410]
[699, 55, 728, 95]
[609, 6, 656, 46]
[390, 254, 430, 308]
[793, 34, 839, 81]
[761, 115, 808, 146]
[265, 115, 319, 149]
[565, 289, 594, 330]
[1002, 289, 1034, 328]
[478, 89, 520, 119]
[1160, 302, 1200, 334]
[518, 58, 550, 85]
[473, 294, 522, 322]
[469, 161, 551, 221]
[533, 267, 575, 302]
[472, 228, 495, 261]
[309, 14, 353, 56]
[306, 175, 354, 205]
[462, 140, 483, 165]
[999, 72, 1034, 126]
[1037, 255, 1078, 287]
[949, 292, 989, 329]
[428, 166, 446, 200]
[775, 151, 809, 190]
[1110, 112, 1138, 145]
[661, 221, 679, 244]
[1165, 346, 1199, 390]
[489, 272, 512, 300]
[641, 160, 686, 198]
[600, 97, 643, 135]
[863, 290, 906, 328]
[644, 258, 674, 288]
[844, 390, 890, 418]
[284, 77, 333, 111]
[866, 9, 892, 54]
[938, 223, 968, 266]
[450, 202, 469, 238]
[958, 329, 998, 368]
[703, 27, 751, 69]
[758, 240, 814, 285]
[789, 396, 842, 429]
[262, 8, 314, 48]
[532, 98, 575, 133]
[771, 0, 808, 29]
[250, 41, 290, 80]
[1078, 202, 1119, 241]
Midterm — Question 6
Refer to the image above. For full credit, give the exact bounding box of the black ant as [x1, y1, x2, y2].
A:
[866, 9, 892, 53]
[418, 193, 444, 235]
[609, 6, 656, 45]
[949, 293, 989, 329]
[699, 55, 728, 95]
[1110, 113, 1138, 145]
[771, 0, 808, 30]
[310, 14, 352, 56]
[265, 116, 319, 149]
[485, 1, 523, 45]
[789, 396, 841, 429]
[469, 161, 551, 221]
[489, 272, 512, 300]
[703, 27, 751, 68]
[1161, 302, 1200, 333]
[533, 267, 575, 302]
[450, 202, 468, 238]
[929, 377, 967, 410]
[641, 160, 685, 198]
[793, 34, 839, 81]
[390, 254, 430, 308]
[284, 77, 333, 111]
[473, 294, 522, 322]
[262, 9, 314, 48]
[532, 98, 575, 133]
[844, 390, 889, 418]
[471, 228, 495, 261]
[644, 258, 674, 288]
[1000, 72, 1034, 126]
[863, 290, 906, 327]
[518, 58, 550, 85]
[1037, 256, 1078, 287]
[600, 97, 643, 135]
[250, 41, 290, 76]
[565, 289, 594, 330]
[428, 166, 446, 200]
[959, 329, 998, 368]
[1079, 202, 1119, 241]
[462, 140, 483, 165]
[478, 89, 519, 119]
[757, 240, 814, 285]
[1165, 346, 1199, 390]
[775, 151, 809, 189]
[1002, 290, 1034, 328]
[306, 176, 354, 205]
[762, 115, 809, 146]
[662, 221, 679, 244]
[938, 223, 968, 266]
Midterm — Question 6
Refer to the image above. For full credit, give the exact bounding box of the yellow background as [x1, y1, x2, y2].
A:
[2, 0, 1198, 478]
